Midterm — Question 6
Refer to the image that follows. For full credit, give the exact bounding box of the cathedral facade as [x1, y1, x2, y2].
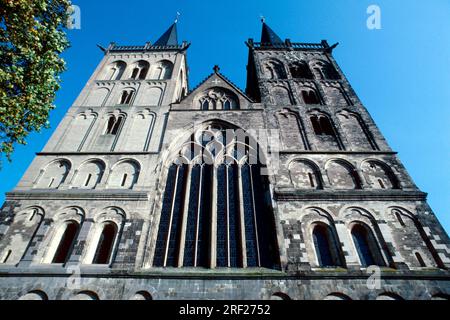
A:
[0, 22, 449, 300]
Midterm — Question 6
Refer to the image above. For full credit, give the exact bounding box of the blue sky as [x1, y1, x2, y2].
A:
[1, 0, 449, 233]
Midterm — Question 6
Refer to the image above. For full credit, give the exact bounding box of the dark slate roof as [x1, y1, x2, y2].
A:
[261, 22, 283, 44]
[154, 22, 178, 46]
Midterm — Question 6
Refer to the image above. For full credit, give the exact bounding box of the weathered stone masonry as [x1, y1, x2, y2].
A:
[0, 21, 449, 300]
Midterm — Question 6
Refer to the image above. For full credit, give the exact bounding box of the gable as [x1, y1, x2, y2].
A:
[173, 72, 254, 110]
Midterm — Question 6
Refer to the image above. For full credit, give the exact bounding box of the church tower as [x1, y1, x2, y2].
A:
[245, 21, 450, 275]
[0, 21, 189, 275]
[0, 20, 449, 300]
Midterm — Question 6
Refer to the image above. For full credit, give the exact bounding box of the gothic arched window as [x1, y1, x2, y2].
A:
[351, 224, 385, 267]
[93, 222, 118, 265]
[198, 88, 240, 110]
[153, 124, 280, 270]
[201, 100, 210, 111]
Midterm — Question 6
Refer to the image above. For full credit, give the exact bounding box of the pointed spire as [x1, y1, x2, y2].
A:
[260, 20, 283, 45]
[154, 22, 179, 46]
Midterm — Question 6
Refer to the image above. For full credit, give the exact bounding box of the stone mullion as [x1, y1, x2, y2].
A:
[78, 115, 97, 152]
[193, 166, 203, 267]
[330, 112, 350, 151]
[82, 100, 111, 151]
[162, 166, 180, 267]
[17, 219, 50, 267]
[314, 80, 327, 106]
[237, 164, 248, 268]
[226, 165, 231, 268]
[249, 165, 261, 267]
[177, 164, 192, 268]
[287, 80, 300, 105]
[334, 221, 359, 268]
[210, 165, 217, 269]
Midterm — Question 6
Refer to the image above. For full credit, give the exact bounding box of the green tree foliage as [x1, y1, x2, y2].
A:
[0, 0, 71, 166]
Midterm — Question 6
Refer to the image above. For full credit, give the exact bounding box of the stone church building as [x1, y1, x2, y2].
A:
[0, 21, 449, 300]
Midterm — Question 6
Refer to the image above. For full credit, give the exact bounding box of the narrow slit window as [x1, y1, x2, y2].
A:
[121, 174, 128, 187]
[395, 211, 405, 227]
[2, 250, 12, 264]
[415, 252, 427, 267]
[29, 210, 37, 221]
[378, 179, 386, 189]
[85, 174, 92, 187]
[308, 173, 315, 188]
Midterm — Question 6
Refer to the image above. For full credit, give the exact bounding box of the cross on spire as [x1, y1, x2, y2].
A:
[174, 12, 181, 24]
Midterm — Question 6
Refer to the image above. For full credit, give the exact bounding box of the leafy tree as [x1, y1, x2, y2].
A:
[0, 0, 71, 167]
